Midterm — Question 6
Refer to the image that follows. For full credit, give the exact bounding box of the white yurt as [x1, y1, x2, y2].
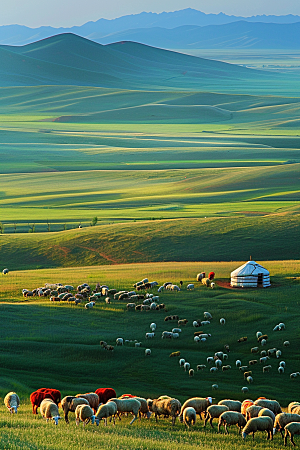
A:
[230, 261, 271, 288]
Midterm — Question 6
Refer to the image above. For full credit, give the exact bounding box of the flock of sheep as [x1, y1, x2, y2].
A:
[4, 391, 300, 446]
[15, 270, 299, 446]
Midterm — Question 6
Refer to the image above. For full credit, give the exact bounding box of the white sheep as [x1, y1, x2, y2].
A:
[116, 338, 124, 346]
[203, 312, 212, 320]
[201, 320, 210, 326]
[172, 328, 181, 333]
[279, 361, 286, 368]
[204, 405, 229, 428]
[189, 369, 194, 377]
[242, 416, 273, 440]
[172, 332, 179, 339]
[284, 422, 300, 447]
[283, 341, 290, 347]
[218, 411, 246, 434]
[109, 398, 141, 425]
[210, 367, 218, 373]
[236, 360, 242, 367]
[4, 392, 20, 414]
[247, 376, 253, 384]
[220, 318, 226, 325]
[183, 407, 196, 428]
[241, 387, 249, 393]
[210, 282, 215, 289]
[85, 301, 95, 309]
[279, 322, 285, 330]
[135, 342, 141, 347]
[150, 323, 156, 332]
[215, 359, 222, 368]
[207, 357, 214, 365]
[184, 362, 190, 372]
[187, 284, 194, 290]
[179, 358, 185, 367]
[145, 349, 151, 356]
[256, 331, 263, 339]
[212, 384, 219, 390]
[276, 350, 282, 358]
[40, 399, 61, 425]
[278, 366, 284, 374]
[179, 397, 212, 421]
[145, 332, 155, 339]
[75, 404, 96, 426]
[95, 401, 117, 426]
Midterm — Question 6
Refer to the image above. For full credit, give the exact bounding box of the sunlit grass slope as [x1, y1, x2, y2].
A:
[0, 261, 299, 450]
[0, 215, 299, 270]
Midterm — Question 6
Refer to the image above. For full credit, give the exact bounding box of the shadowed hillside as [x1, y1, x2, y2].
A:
[0, 33, 270, 89]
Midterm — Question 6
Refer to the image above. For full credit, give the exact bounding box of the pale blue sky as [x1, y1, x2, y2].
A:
[2, 0, 299, 27]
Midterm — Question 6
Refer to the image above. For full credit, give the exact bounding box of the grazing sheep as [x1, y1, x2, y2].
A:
[189, 369, 194, 377]
[260, 356, 270, 364]
[172, 332, 179, 339]
[238, 336, 248, 343]
[2, 268, 9, 275]
[278, 366, 285, 374]
[242, 416, 274, 440]
[284, 341, 290, 347]
[127, 303, 136, 310]
[150, 323, 156, 332]
[210, 367, 218, 373]
[218, 411, 246, 434]
[241, 400, 254, 416]
[254, 398, 282, 415]
[275, 413, 300, 438]
[218, 400, 241, 412]
[169, 351, 181, 358]
[247, 376, 253, 384]
[40, 399, 61, 425]
[178, 319, 188, 326]
[203, 312, 212, 320]
[75, 404, 96, 426]
[288, 403, 300, 414]
[202, 278, 210, 286]
[207, 357, 214, 365]
[204, 405, 229, 428]
[147, 398, 181, 426]
[184, 362, 191, 372]
[179, 358, 185, 367]
[183, 407, 196, 428]
[256, 331, 263, 339]
[116, 338, 124, 346]
[279, 361, 286, 368]
[187, 284, 194, 290]
[212, 384, 219, 390]
[95, 402, 118, 426]
[75, 393, 99, 413]
[263, 365, 272, 373]
[85, 301, 95, 309]
[61, 396, 89, 423]
[241, 387, 249, 394]
[109, 398, 141, 425]
[243, 371, 252, 380]
[162, 331, 173, 339]
[179, 397, 212, 421]
[197, 364, 206, 371]
[197, 273, 205, 281]
[172, 328, 181, 333]
[284, 422, 300, 447]
[211, 282, 215, 289]
[251, 347, 260, 354]
[220, 318, 226, 325]
[4, 392, 20, 414]
[290, 373, 300, 379]
[135, 342, 141, 347]
[276, 350, 282, 358]
[145, 349, 151, 356]
[236, 360, 242, 368]
[258, 408, 276, 423]
[249, 359, 258, 366]
[215, 359, 222, 368]
[145, 332, 155, 339]
[246, 405, 263, 420]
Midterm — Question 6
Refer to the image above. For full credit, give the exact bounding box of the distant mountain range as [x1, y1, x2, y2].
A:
[0, 33, 266, 89]
[0, 9, 299, 47]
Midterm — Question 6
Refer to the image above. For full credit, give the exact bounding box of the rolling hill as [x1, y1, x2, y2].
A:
[0, 33, 269, 89]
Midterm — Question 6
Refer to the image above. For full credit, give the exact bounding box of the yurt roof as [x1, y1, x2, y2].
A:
[231, 261, 270, 277]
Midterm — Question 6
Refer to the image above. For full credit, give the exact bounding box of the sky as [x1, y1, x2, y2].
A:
[2, 0, 300, 28]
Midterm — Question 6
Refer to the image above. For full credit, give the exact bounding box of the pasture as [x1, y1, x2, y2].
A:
[0, 261, 299, 449]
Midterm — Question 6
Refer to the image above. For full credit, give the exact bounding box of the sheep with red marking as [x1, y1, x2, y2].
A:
[30, 388, 61, 415]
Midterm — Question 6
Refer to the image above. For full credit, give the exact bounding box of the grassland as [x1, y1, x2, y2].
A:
[0, 261, 299, 449]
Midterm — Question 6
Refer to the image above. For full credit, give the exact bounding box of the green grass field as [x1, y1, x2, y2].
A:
[0, 261, 299, 449]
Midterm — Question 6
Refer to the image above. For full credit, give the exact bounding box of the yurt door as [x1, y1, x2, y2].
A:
[257, 273, 263, 287]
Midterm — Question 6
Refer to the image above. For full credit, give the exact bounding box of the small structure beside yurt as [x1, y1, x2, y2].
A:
[230, 261, 271, 288]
